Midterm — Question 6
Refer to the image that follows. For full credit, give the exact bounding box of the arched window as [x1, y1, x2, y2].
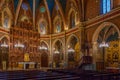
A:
[102, 0, 111, 14]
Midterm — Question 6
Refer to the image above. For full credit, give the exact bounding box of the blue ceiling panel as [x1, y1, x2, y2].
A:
[36, 0, 42, 9]
[46, 0, 55, 15]
[59, 0, 66, 13]
[14, 0, 19, 11]
[106, 32, 118, 42]
[27, 0, 33, 10]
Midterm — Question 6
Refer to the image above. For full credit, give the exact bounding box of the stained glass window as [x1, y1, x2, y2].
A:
[102, 0, 111, 14]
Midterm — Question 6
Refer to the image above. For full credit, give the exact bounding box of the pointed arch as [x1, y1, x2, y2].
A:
[0, 35, 9, 41]
[66, 0, 79, 29]
[92, 22, 120, 43]
[44, 0, 52, 34]
[15, 0, 23, 25]
[40, 40, 49, 50]
[66, 34, 79, 50]
[52, 39, 64, 51]
[55, 0, 66, 30]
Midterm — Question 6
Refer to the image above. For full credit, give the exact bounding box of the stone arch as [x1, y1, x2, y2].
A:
[68, 8, 76, 29]
[55, 0, 66, 30]
[52, 39, 64, 68]
[66, 0, 79, 29]
[66, 34, 79, 48]
[92, 22, 120, 43]
[40, 41, 49, 67]
[92, 22, 120, 70]
[52, 39, 64, 57]
[66, 0, 78, 9]
[40, 40, 49, 50]
[52, 39, 64, 49]
[66, 34, 80, 68]
[0, 35, 9, 41]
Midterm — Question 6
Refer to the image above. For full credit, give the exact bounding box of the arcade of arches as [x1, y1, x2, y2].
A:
[0, 0, 120, 72]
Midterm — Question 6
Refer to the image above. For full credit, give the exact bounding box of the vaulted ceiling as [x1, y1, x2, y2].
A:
[14, 0, 67, 16]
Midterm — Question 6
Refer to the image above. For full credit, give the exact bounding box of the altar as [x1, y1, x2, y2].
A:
[18, 62, 36, 69]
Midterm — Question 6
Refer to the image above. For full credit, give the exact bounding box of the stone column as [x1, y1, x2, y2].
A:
[64, 31, 68, 68]
[92, 42, 98, 70]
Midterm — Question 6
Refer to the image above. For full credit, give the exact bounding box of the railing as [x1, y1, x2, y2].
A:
[83, 56, 93, 64]
[77, 57, 83, 66]
[77, 56, 93, 69]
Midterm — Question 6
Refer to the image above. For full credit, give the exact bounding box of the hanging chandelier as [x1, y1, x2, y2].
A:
[1, 41, 8, 48]
[68, 47, 75, 53]
[54, 50, 60, 54]
[14, 41, 24, 48]
[99, 41, 109, 48]
[38, 46, 47, 50]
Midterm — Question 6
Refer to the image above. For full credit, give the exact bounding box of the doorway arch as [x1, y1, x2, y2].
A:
[66, 34, 80, 68]
[92, 22, 120, 42]
[92, 22, 120, 71]
[52, 40, 63, 68]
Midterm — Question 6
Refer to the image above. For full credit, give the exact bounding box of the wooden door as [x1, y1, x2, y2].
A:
[41, 53, 48, 67]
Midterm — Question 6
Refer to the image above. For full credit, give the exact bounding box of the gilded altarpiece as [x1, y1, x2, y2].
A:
[105, 41, 119, 68]
[9, 22, 40, 69]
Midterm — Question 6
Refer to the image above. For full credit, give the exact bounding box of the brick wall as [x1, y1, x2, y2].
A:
[85, 0, 100, 21]
[84, 0, 120, 21]
[113, 0, 120, 8]
[85, 15, 120, 43]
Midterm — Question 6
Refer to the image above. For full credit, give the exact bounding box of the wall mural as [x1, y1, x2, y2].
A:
[3, 11, 9, 29]
[4, 17, 9, 28]
[56, 20, 61, 33]
[39, 21, 46, 34]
